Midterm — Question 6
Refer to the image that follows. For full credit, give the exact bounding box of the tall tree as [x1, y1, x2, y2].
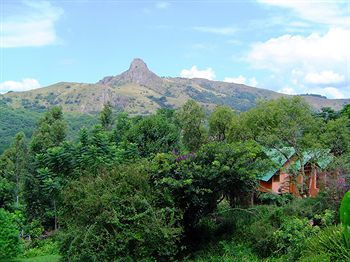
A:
[176, 100, 206, 151]
[30, 106, 67, 154]
[0, 132, 28, 210]
[209, 105, 235, 141]
[126, 113, 180, 157]
[99, 102, 114, 131]
[25, 107, 67, 228]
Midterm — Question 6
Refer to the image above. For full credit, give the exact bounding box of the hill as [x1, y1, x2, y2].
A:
[1, 58, 349, 114]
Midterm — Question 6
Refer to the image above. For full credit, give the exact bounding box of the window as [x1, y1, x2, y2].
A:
[273, 174, 280, 182]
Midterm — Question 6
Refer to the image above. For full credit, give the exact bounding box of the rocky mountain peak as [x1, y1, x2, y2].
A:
[129, 58, 149, 72]
[98, 58, 163, 90]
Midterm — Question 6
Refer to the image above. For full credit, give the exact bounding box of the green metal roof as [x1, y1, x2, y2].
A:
[261, 147, 295, 182]
[260, 147, 333, 182]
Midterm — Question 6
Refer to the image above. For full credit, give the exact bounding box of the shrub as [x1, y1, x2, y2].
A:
[0, 208, 22, 259]
[22, 238, 59, 258]
[300, 225, 350, 261]
[274, 217, 319, 260]
[59, 163, 183, 261]
[195, 241, 259, 262]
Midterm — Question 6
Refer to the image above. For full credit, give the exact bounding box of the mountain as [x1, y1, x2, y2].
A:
[1, 58, 349, 114]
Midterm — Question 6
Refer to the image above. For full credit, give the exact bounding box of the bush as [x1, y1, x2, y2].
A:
[195, 241, 259, 262]
[59, 163, 183, 261]
[257, 192, 294, 206]
[274, 217, 319, 260]
[0, 208, 22, 259]
[22, 238, 59, 258]
[300, 225, 350, 261]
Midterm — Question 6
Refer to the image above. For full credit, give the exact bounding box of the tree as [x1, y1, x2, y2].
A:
[150, 141, 270, 238]
[126, 113, 180, 157]
[209, 105, 235, 141]
[321, 117, 350, 157]
[99, 102, 114, 130]
[177, 100, 206, 151]
[0, 132, 28, 210]
[341, 104, 350, 119]
[112, 112, 132, 144]
[24, 107, 67, 228]
[30, 106, 67, 154]
[315, 107, 340, 122]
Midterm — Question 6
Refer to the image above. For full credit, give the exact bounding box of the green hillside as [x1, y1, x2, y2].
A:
[1, 59, 348, 115]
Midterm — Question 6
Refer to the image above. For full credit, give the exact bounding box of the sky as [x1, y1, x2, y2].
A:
[0, 0, 349, 99]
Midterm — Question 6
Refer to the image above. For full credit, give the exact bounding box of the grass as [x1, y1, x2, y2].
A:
[1, 255, 60, 262]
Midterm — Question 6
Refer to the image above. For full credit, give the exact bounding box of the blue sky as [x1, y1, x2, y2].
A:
[1, 0, 349, 98]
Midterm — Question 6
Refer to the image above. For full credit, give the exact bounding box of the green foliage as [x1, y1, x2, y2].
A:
[0, 105, 39, 155]
[321, 116, 350, 156]
[258, 192, 294, 206]
[99, 102, 113, 130]
[209, 105, 235, 141]
[0, 99, 348, 261]
[30, 107, 67, 154]
[340, 190, 350, 247]
[176, 100, 206, 151]
[24, 220, 44, 240]
[21, 239, 59, 258]
[341, 104, 350, 119]
[274, 217, 319, 260]
[126, 113, 180, 157]
[230, 97, 322, 150]
[112, 112, 132, 144]
[315, 107, 340, 122]
[195, 241, 259, 262]
[1, 255, 61, 262]
[0, 132, 28, 210]
[300, 225, 350, 262]
[59, 163, 182, 261]
[150, 140, 270, 237]
[0, 208, 22, 259]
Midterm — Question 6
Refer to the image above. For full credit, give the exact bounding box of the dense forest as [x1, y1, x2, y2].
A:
[0, 105, 98, 154]
[1, 97, 350, 261]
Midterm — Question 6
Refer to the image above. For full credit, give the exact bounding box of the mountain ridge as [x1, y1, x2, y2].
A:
[1, 59, 349, 114]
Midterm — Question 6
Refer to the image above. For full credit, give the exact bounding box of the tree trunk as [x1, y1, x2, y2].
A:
[54, 199, 57, 231]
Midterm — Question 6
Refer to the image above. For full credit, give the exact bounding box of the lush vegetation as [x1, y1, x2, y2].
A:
[0, 104, 97, 154]
[0, 97, 349, 261]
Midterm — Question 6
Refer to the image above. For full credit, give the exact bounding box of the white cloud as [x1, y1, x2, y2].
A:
[248, 28, 350, 70]
[180, 66, 216, 80]
[155, 2, 170, 9]
[0, 79, 41, 93]
[247, 28, 350, 97]
[224, 75, 258, 87]
[224, 75, 246, 84]
[258, 0, 350, 28]
[249, 77, 258, 87]
[1, 1, 63, 48]
[304, 71, 345, 85]
[193, 26, 236, 35]
[278, 86, 296, 95]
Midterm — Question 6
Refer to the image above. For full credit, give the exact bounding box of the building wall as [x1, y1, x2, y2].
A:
[259, 159, 321, 197]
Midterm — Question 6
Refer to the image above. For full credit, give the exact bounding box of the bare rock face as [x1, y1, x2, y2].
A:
[98, 58, 164, 92]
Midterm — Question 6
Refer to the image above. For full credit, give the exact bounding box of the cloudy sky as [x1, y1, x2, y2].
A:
[1, 0, 349, 98]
